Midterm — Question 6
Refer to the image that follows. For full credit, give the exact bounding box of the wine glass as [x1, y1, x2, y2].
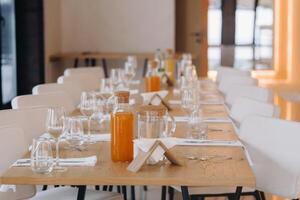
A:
[45, 107, 65, 140]
[63, 117, 85, 149]
[123, 62, 136, 88]
[100, 78, 113, 99]
[111, 68, 124, 90]
[127, 55, 138, 69]
[80, 92, 96, 117]
[181, 88, 200, 116]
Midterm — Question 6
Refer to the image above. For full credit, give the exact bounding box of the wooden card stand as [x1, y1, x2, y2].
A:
[127, 140, 184, 173]
[148, 94, 172, 111]
[161, 73, 174, 87]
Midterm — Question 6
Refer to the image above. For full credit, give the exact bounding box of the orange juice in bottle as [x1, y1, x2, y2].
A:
[145, 60, 161, 92]
[165, 49, 176, 82]
[111, 91, 134, 162]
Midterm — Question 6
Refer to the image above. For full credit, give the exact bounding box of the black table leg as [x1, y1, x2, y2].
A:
[143, 58, 148, 77]
[130, 186, 136, 200]
[234, 186, 243, 200]
[161, 186, 167, 200]
[122, 185, 127, 200]
[181, 186, 190, 200]
[42, 185, 48, 191]
[102, 58, 108, 78]
[91, 58, 97, 66]
[77, 185, 86, 200]
[168, 186, 174, 200]
[74, 58, 79, 68]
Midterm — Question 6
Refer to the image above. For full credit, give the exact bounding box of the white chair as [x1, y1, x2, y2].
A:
[32, 83, 83, 105]
[239, 115, 300, 199]
[0, 127, 36, 200]
[57, 74, 100, 91]
[0, 126, 123, 200]
[230, 97, 280, 128]
[11, 93, 76, 114]
[225, 86, 274, 107]
[218, 76, 258, 94]
[216, 67, 251, 84]
[64, 66, 104, 78]
[0, 108, 48, 146]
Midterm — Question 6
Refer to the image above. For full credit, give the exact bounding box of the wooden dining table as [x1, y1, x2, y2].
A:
[0, 80, 255, 200]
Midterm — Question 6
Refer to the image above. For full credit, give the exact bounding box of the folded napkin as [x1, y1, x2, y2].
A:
[90, 133, 111, 142]
[130, 89, 139, 95]
[141, 90, 169, 105]
[12, 156, 97, 167]
[203, 117, 232, 123]
[134, 138, 178, 163]
[200, 101, 224, 105]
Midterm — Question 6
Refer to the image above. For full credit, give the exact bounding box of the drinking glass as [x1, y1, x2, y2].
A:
[123, 62, 136, 87]
[111, 68, 124, 90]
[64, 117, 85, 149]
[127, 55, 138, 69]
[181, 88, 200, 116]
[45, 107, 65, 139]
[80, 92, 96, 117]
[31, 138, 54, 174]
[188, 110, 208, 140]
[100, 78, 113, 99]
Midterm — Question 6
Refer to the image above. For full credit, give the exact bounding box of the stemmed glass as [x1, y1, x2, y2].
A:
[63, 117, 85, 149]
[181, 88, 200, 117]
[111, 68, 125, 90]
[123, 62, 136, 88]
[45, 107, 65, 140]
[127, 55, 138, 69]
[80, 92, 96, 117]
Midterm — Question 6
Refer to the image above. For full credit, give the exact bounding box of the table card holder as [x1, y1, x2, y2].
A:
[148, 94, 172, 111]
[161, 73, 174, 87]
[127, 140, 184, 173]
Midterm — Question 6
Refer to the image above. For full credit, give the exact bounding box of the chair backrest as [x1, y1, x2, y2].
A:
[216, 67, 251, 83]
[218, 76, 258, 94]
[230, 97, 280, 127]
[225, 85, 274, 107]
[240, 116, 300, 199]
[11, 93, 75, 114]
[0, 108, 47, 146]
[64, 66, 104, 77]
[57, 74, 100, 91]
[32, 83, 82, 105]
[0, 126, 36, 199]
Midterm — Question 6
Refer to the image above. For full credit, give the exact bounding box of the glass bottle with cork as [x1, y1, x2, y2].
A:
[111, 91, 134, 162]
[145, 60, 161, 92]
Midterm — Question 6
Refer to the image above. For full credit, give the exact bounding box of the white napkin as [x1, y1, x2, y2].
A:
[130, 89, 139, 95]
[173, 116, 189, 122]
[200, 101, 224, 105]
[141, 90, 169, 105]
[134, 138, 178, 163]
[203, 117, 232, 123]
[90, 133, 111, 142]
[12, 156, 98, 167]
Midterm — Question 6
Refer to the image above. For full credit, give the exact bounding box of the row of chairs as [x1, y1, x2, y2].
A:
[0, 67, 123, 199]
[181, 66, 300, 200]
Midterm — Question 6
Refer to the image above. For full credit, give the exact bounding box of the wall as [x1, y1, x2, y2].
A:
[60, 0, 175, 53]
[43, 0, 175, 82]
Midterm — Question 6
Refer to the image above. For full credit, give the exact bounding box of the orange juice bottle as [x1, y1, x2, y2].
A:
[145, 60, 161, 92]
[165, 49, 176, 82]
[111, 91, 134, 162]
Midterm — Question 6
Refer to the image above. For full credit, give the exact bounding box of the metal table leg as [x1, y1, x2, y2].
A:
[74, 58, 79, 68]
[234, 186, 243, 200]
[181, 186, 190, 200]
[161, 186, 167, 200]
[102, 58, 108, 78]
[77, 185, 87, 200]
[142, 58, 148, 77]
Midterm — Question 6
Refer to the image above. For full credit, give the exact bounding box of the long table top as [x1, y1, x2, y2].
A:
[0, 81, 255, 188]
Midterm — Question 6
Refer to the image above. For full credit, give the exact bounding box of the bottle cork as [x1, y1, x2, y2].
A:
[114, 91, 130, 103]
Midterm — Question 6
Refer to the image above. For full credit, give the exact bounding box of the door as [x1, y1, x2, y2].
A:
[0, 0, 17, 109]
[176, 0, 208, 77]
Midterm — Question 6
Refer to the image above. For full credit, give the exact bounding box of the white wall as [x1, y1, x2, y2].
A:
[60, 0, 175, 53]
[43, 0, 175, 82]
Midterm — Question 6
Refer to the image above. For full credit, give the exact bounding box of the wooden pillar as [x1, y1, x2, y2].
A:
[199, 0, 208, 77]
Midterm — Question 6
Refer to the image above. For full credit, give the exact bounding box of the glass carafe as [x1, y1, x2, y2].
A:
[137, 105, 176, 139]
[111, 92, 134, 162]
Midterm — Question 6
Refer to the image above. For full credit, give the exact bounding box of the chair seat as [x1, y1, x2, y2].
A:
[172, 186, 255, 195]
[30, 187, 123, 200]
